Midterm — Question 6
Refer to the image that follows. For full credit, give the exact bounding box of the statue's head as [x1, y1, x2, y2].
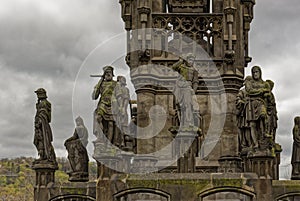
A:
[103, 66, 114, 81]
[75, 116, 84, 126]
[34, 88, 47, 99]
[117, 75, 126, 85]
[295, 116, 300, 125]
[185, 53, 195, 66]
[251, 66, 262, 80]
[245, 75, 252, 82]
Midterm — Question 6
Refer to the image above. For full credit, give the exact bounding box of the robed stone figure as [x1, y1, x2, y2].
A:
[33, 88, 57, 166]
[92, 66, 119, 146]
[292, 116, 300, 179]
[172, 53, 200, 129]
[236, 66, 277, 155]
[64, 117, 89, 182]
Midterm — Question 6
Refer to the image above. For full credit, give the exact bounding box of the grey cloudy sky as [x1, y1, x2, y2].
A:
[0, 0, 299, 178]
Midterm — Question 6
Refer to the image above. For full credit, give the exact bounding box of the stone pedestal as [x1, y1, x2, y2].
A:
[93, 140, 122, 179]
[68, 171, 89, 182]
[32, 161, 58, 201]
[117, 151, 134, 173]
[94, 156, 121, 179]
[218, 156, 242, 173]
[273, 143, 282, 180]
[218, 131, 242, 173]
[131, 155, 158, 173]
[247, 153, 275, 179]
[291, 175, 300, 180]
[32, 162, 58, 186]
[175, 131, 197, 173]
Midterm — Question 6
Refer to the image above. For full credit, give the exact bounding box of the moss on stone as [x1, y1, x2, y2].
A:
[212, 178, 243, 188]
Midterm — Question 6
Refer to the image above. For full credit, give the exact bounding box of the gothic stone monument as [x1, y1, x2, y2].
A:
[96, 0, 284, 201]
[95, 0, 300, 200]
[31, 1, 300, 201]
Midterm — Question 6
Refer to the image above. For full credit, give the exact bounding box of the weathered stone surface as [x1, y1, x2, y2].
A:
[97, 173, 259, 201]
[31, 0, 292, 201]
[273, 180, 300, 200]
[64, 119, 89, 182]
[292, 116, 300, 180]
[33, 88, 58, 167]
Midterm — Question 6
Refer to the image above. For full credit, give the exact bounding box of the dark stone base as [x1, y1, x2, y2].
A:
[32, 160, 58, 201]
[247, 148, 274, 157]
[32, 160, 58, 170]
[68, 172, 89, 182]
[218, 156, 242, 173]
[247, 154, 275, 179]
[291, 175, 300, 180]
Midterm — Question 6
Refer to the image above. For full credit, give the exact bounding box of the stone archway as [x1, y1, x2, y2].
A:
[49, 194, 96, 201]
[199, 187, 256, 201]
[275, 192, 300, 201]
[113, 188, 171, 201]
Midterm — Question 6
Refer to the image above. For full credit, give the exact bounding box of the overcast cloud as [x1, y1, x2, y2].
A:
[0, 0, 299, 179]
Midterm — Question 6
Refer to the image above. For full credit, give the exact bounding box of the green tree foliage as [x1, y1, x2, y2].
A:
[0, 157, 34, 201]
[0, 157, 98, 200]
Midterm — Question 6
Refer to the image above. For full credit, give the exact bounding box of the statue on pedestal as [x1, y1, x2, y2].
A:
[292, 116, 300, 179]
[92, 66, 118, 146]
[33, 88, 57, 166]
[64, 117, 89, 182]
[92, 66, 132, 152]
[170, 54, 201, 171]
[112, 76, 130, 149]
[172, 53, 200, 130]
[266, 79, 278, 141]
[236, 66, 277, 156]
[236, 76, 258, 152]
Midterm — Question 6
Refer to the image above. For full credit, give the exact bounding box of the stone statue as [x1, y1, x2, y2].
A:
[172, 53, 200, 129]
[64, 119, 89, 182]
[292, 116, 300, 179]
[33, 88, 57, 165]
[112, 76, 130, 148]
[236, 76, 258, 153]
[75, 116, 88, 147]
[266, 79, 278, 141]
[237, 66, 275, 154]
[92, 66, 118, 146]
[245, 66, 271, 140]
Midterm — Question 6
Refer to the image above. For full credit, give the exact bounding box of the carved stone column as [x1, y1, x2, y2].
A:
[218, 134, 242, 173]
[136, 89, 156, 155]
[248, 154, 275, 179]
[32, 162, 58, 201]
[176, 131, 198, 173]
